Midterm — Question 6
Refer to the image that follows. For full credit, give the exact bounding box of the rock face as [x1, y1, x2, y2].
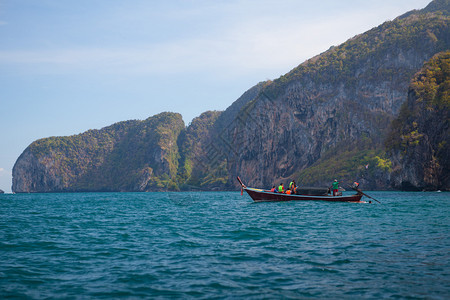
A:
[12, 0, 450, 193]
[177, 110, 224, 189]
[180, 83, 267, 190]
[386, 51, 450, 191]
[202, 0, 450, 189]
[13, 113, 184, 192]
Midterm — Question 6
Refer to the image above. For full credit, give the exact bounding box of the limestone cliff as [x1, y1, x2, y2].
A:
[177, 110, 224, 189]
[13, 112, 184, 192]
[387, 51, 449, 190]
[194, 0, 450, 190]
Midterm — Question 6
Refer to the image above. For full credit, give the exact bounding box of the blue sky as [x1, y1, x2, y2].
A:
[0, 0, 431, 192]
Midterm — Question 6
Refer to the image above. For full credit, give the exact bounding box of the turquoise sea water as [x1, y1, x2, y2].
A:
[0, 191, 449, 299]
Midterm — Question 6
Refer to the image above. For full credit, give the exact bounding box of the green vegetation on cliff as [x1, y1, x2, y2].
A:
[386, 50, 449, 190]
[297, 137, 392, 189]
[386, 51, 449, 152]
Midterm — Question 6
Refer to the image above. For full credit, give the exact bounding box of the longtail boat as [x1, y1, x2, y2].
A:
[237, 177, 364, 203]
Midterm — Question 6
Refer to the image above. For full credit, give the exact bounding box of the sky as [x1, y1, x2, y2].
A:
[0, 0, 432, 192]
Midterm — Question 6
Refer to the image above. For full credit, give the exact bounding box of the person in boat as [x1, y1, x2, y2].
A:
[289, 180, 297, 194]
[270, 186, 276, 192]
[332, 179, 339, 196]
[278, 183, 285, 193]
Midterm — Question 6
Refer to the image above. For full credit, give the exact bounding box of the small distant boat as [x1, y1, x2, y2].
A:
[237, 177, 363, 203]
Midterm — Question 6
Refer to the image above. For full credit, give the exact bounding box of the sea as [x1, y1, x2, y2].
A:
[0, 191, 449, 299]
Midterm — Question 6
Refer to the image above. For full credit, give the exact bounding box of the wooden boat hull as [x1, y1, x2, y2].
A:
[244, 187, 363, 202]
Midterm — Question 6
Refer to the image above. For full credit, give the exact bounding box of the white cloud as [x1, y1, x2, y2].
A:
[0, 0, 430, 78]
[0, 16, 365, 77]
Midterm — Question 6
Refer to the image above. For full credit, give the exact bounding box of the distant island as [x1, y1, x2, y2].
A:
[12, 0, 450, 193]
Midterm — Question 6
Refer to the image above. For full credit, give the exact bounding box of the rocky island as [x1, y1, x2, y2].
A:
[12, 0, 450, 193]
